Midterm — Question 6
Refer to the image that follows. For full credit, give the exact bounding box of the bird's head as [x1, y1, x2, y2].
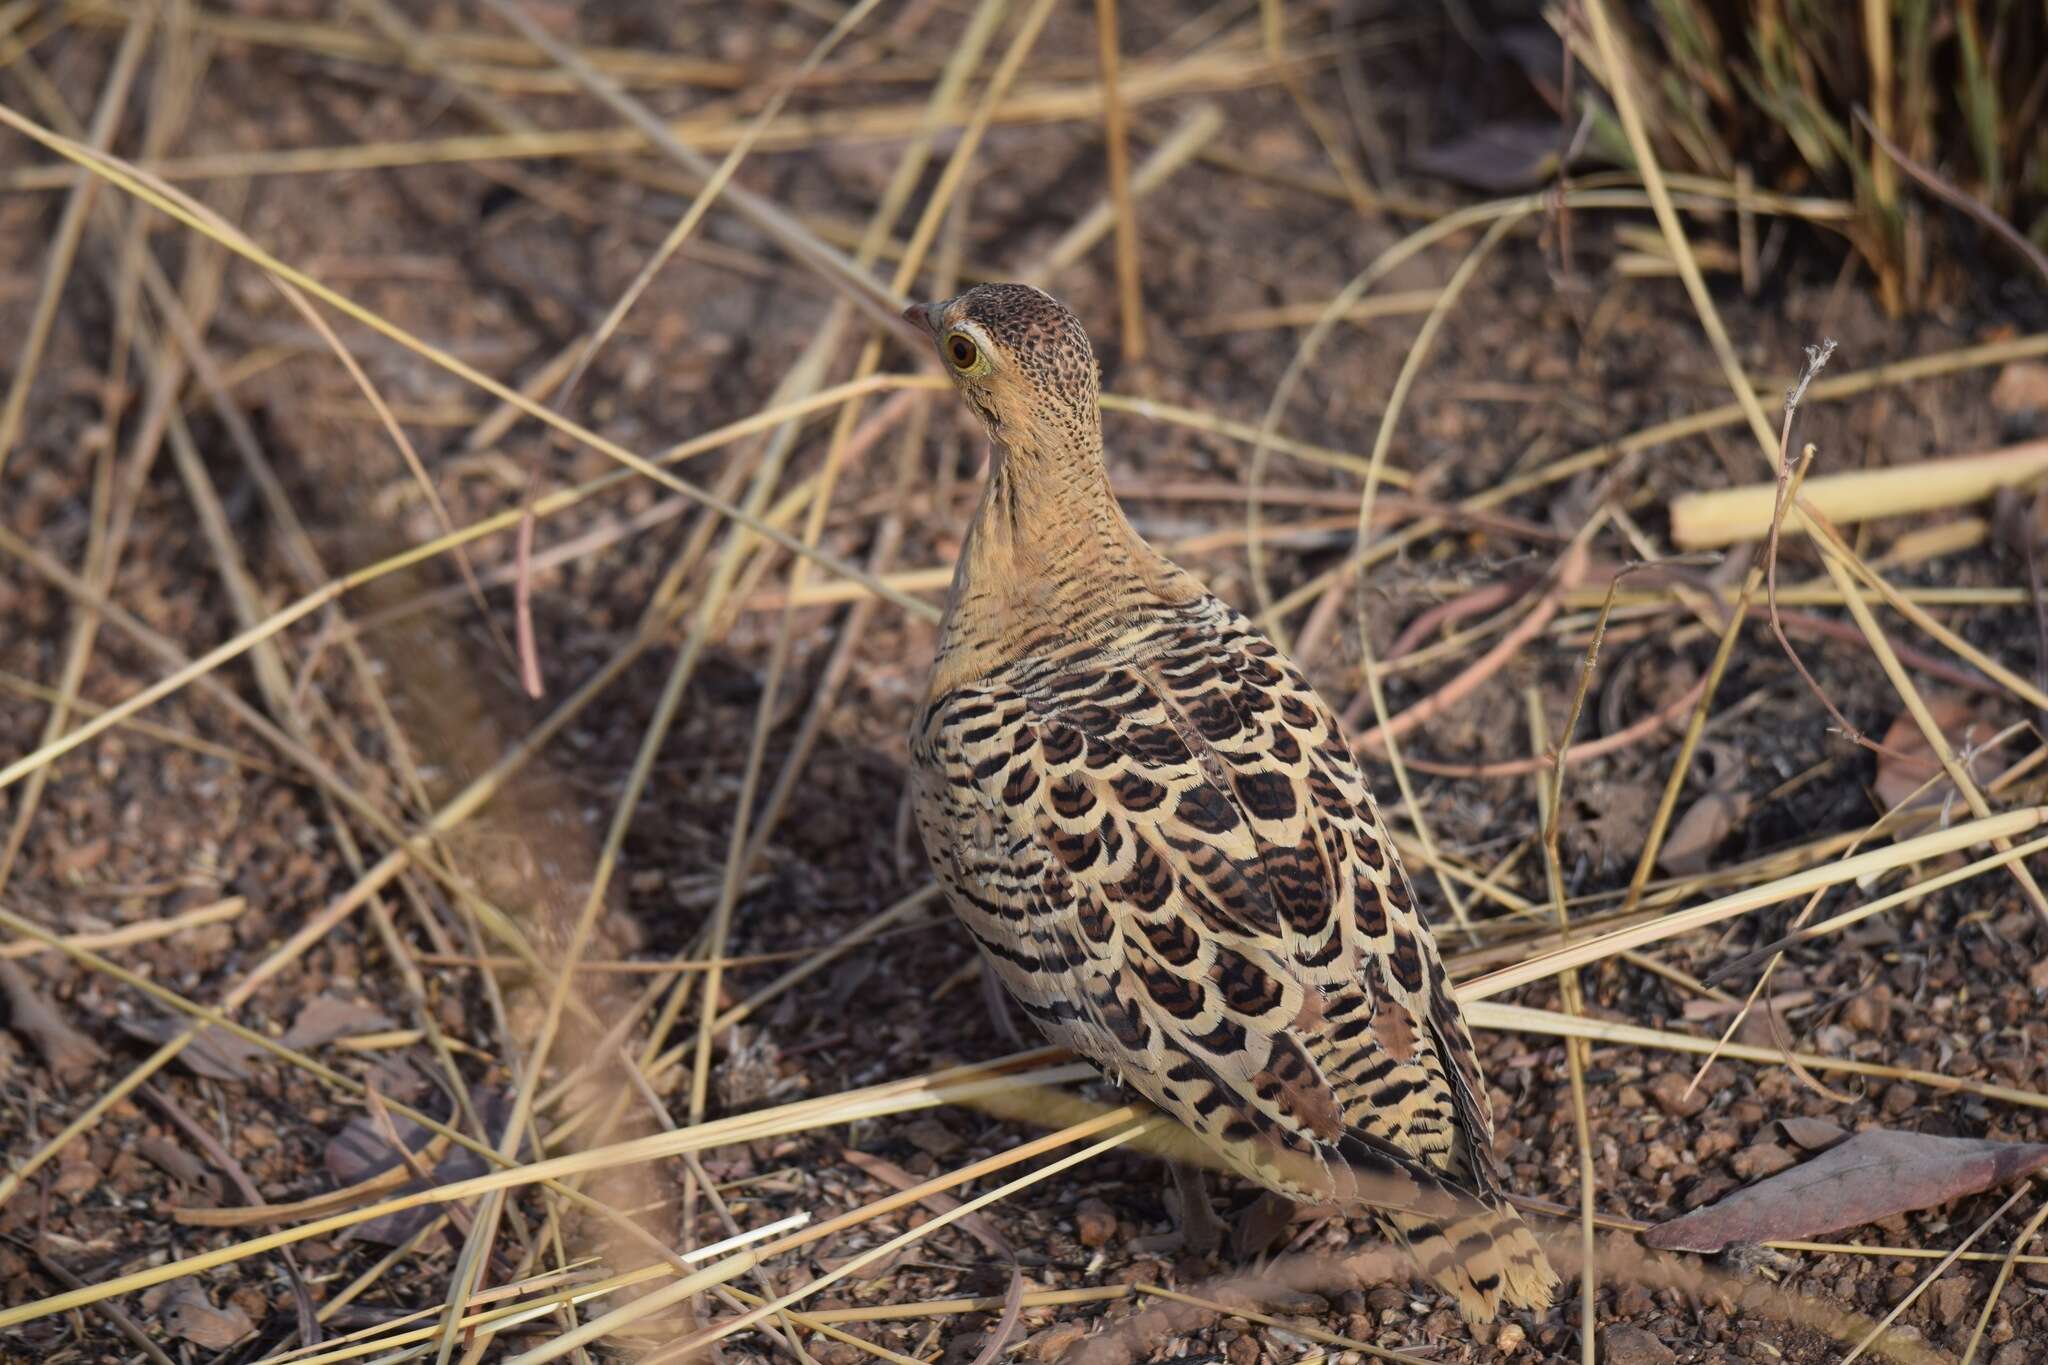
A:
[904, 283, 1100, 455]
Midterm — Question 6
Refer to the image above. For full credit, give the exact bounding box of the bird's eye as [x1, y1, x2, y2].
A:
[945, 334, 979, 371]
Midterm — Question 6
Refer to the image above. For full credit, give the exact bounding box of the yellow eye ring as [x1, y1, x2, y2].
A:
[945, 333, 980, 371]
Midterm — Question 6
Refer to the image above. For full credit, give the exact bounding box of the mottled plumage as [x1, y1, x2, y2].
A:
[905, 284, 1556, 1320]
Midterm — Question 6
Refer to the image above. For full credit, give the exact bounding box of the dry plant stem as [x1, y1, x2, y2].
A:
[1465, 807, 2047, 999]
[447, 0, 948, 1318]
[1315, 216, 1525, 943]
[1800, 505, 2048, 920]
[670, 0, 1017, 1237]
[1526, 685, 1598, 1365]
[1671, 438, 2048, 549]
[0, 895, 244, 960]
[0, 901, 673, 1289]
[1093, 0, 1146, 360]
[0, 557, 711, 1207]
[0, 202, 226, 900]
[1185, 288, 1442, 336]
[0, 32, 213, 899]
[495, 1101, 1132, 1362]
[1020, 102, 1222, 284]
[1854, 106, 2048, 288]
[480, 0, 909, 338]
[0, 46, 1314, 194]
[0, 527, 590, 1020]
[1678, 751, 1981, 1098]
[1132, 1284, 1426, 1364]
[1352, 532, 1595, 746]
[621, 1121, 1158, 1365]
[1471, 1000, 2048, 1114]
[1961, 1188, 2048, 1365]
[1842, 1184, 2031, 1365]
[1768, 438, 1896, 758]
[0, 368, 929, 789]
[5, 1235, 176, 1365]
[0, 669, 278, 774]
[1579, 0, 1776, 463]
[548, 0, 887, 411]
[1813, 512, 2048, 713]
[0, 1042, 1093, 1329]
[792, 1287, 1131, 1324]
[1620, 384, 1828, 915]
[0, 103, 938, 634]
[1258, 331, 2048, 632]
[0, 8, 150, 477]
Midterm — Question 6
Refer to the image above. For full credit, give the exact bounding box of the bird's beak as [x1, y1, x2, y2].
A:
[903, 300, 936, 335]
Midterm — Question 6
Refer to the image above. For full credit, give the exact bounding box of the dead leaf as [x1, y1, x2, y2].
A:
[137, 1137, 223, 1201]
[1414, 121, 1562, 192]
[281, 994, 394, 1051]
[842, 1147, 1010, 1258]
[119, 1016, 263, 1082]
[1658, 744, 1751, 877]
[159, 1284, 253, 1349]
[1774, 1118, 1847, 1151]
[1991, 360, 2048, 428]
[1645, 1129, 2048, 1252]
[0, 960, 104, 1084]
[346, 1088, 517, 1247]
[968, 1264, 1027, 1365]
[1872, 697, 2010, 814]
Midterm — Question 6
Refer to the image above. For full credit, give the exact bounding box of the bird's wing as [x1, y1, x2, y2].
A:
[912, 598, 1498, 1211]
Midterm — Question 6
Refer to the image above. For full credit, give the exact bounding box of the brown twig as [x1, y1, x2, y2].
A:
[1854, 104, 2048, 288]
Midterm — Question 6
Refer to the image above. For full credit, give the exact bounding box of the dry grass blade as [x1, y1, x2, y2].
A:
[1853, 105, 2048, 288]
[0, 895, 245, 961]
[479, 0, 910, 339]
[1464, 807, 2048, 999]
[0, 1056, 1099, 1330]
[1093, 0, 1145, 361]
[0, 102, 939, 624]
[1578, 0, 1778, 463]
[1471, 1001, 2048, 1113]
[1960, 1190, 2048, 1364]
[1841, 1184, 2031, 1364]
[0, 9, 151, 477]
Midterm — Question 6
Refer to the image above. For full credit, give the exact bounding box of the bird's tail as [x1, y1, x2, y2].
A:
[1376, 1197, 1558, 1321]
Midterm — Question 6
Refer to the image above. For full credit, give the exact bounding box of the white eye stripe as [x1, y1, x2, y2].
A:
[943, 324, 995, 374]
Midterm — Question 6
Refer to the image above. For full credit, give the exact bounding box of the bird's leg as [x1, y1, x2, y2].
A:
[1231, 1190, 1303, 1259]
[977, 957, 1023, 1047]
[1131, 1160, 1228, 1257]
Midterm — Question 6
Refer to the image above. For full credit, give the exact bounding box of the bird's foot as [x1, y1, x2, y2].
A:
[1230, 1190, 1301, 1260]
[1130, 1161, 1227, 1259]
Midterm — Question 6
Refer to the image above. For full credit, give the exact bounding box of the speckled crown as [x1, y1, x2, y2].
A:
[955, 284, 1099, 403]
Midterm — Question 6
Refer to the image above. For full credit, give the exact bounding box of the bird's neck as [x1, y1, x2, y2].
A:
[930, 431, 1202, 693]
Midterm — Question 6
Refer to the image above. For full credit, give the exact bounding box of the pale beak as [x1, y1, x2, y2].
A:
[903, 301, 936, 335]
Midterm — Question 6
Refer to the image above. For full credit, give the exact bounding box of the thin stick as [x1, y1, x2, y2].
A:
[1960, 1188, 2048, 1365]
[0, 896, 245, 960]
[0, 9, 152, 476]
[1526, 686, 1598, 1364]
[1093, 0, 1145, 360]
[1464, 807, 2047, 999]
[1841, 1185, 2030, 1364]
[1579, 0, 1777, 463]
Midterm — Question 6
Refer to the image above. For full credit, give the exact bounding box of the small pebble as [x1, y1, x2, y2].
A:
[1074, 1197, 1117, 1248]
[1598, 1323, 1676, 1365]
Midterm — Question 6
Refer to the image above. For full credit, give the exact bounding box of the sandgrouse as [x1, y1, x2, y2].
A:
[904, 283, 1557, 1320]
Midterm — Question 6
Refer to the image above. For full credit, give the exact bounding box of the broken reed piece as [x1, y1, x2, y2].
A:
[1670, 437, 2048, 548]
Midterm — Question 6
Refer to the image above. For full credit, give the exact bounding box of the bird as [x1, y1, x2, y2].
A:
[902, 283, 1558, 1321]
